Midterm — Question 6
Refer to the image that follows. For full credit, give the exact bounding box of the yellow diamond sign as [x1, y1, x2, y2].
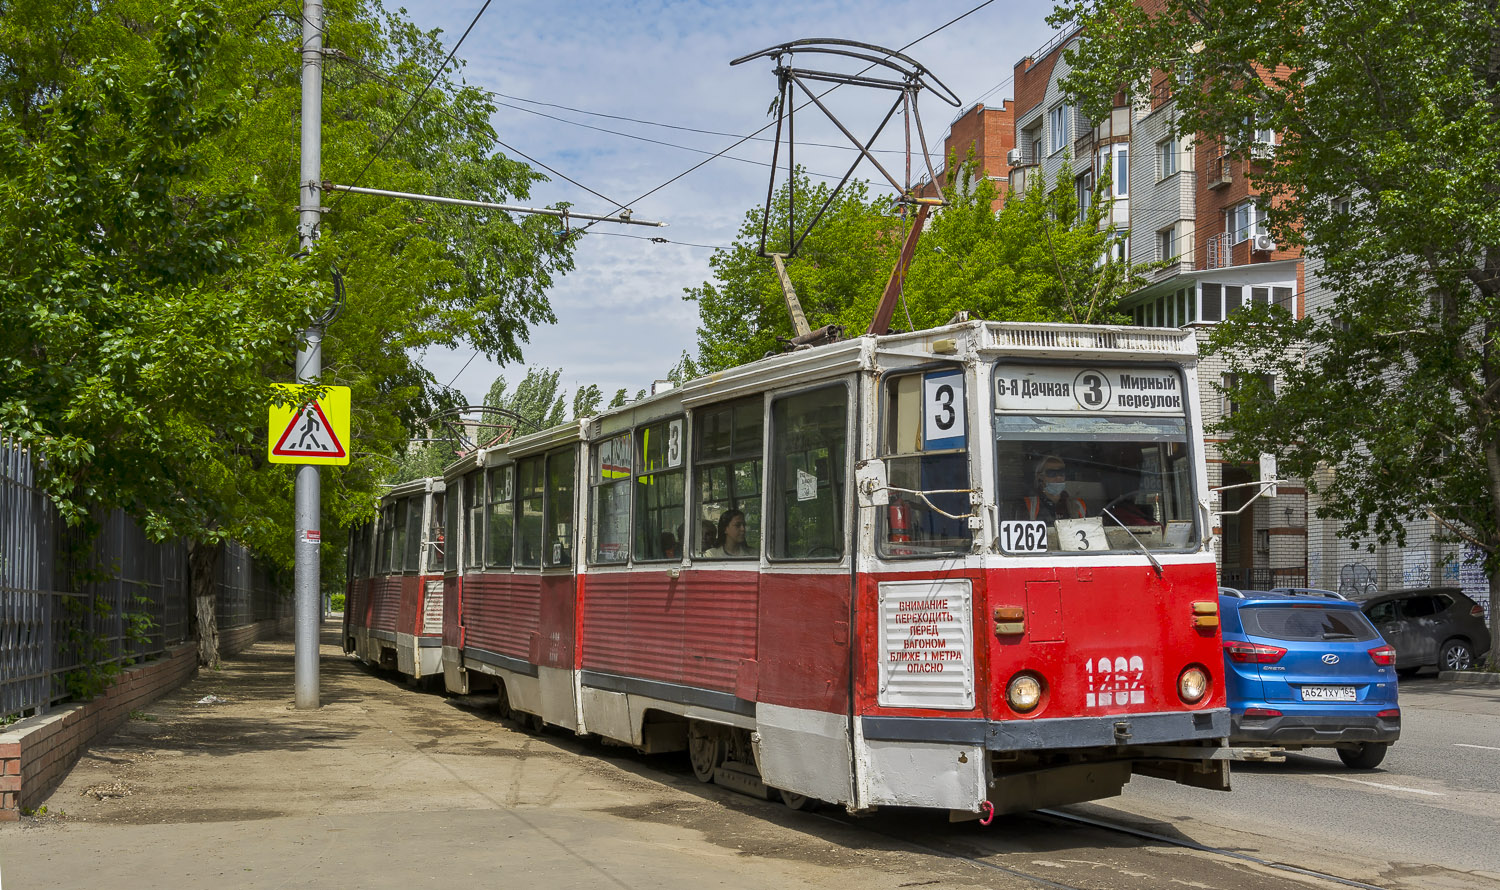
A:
[268, 384, 351, 466]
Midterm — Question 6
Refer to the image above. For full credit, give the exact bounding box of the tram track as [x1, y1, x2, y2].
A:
[793, 801, 1392, 890]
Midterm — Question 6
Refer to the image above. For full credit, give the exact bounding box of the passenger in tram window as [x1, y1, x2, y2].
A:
[659, 531, 679, 560]
[704, 508, 751, 558]
[1010, 455, 1088, 523]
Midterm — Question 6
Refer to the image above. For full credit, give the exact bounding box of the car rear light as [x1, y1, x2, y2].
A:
[1178, 665, 1209, 703]
[1378, 709, 1401, 719]
[1368, 644, 1396, 666]
[1471, 604, 1486, 618]
[1007, 673, 1043, 713]
[1223, 641, 1287, 664]
[1243, 707, 1281, 718]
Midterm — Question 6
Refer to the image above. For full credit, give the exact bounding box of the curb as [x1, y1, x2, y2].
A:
[1437, 670, 1500, 686]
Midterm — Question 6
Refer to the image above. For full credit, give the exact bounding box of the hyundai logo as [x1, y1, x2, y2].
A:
[1322, 654, 1340, 665]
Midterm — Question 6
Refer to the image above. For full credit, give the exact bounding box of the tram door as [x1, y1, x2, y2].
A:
[751, 382, 858, 806]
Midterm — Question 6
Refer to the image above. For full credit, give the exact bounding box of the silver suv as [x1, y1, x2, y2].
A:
[1356, 587, 1491, 675]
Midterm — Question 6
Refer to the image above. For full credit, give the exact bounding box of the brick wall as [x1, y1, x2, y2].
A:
[0, 615, 291, 820]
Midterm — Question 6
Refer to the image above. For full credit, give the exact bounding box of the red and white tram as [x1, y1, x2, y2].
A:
[344, 476, 447, 683]
[440, 320, 1231, 816]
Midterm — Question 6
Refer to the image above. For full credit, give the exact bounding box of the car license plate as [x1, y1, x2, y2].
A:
[1301, 685, 1356, 702]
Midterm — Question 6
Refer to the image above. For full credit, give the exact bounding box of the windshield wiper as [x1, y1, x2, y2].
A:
[1101, 506, 1163, 578]
[1322, 632, 1358, 640]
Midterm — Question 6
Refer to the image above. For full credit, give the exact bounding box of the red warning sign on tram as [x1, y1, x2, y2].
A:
[268, 384, 351, 465]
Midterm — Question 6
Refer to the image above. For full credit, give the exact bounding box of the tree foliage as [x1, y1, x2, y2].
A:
[684, 160, 1142, 372]
[1055, 0, 1500, 622]
[0, 0, 577, 645]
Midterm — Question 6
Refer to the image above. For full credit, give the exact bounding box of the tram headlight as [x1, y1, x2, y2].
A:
[1177, 665, 1209, 704]
[1006, 673, 1043, 713]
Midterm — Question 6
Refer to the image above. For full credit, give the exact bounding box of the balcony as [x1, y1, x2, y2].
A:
[1205, 153, 1232, 189]
[1206, 232, 1233, 270]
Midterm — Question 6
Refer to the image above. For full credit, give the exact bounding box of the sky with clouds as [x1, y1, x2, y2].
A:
[393, 0, 1061, 408]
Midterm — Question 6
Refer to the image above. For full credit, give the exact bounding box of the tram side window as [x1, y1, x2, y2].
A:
[486, 465, 514, 569]
[464, 469, 485, 570]
[591, 433, 631, 564]
[880, 369, 973, 557]
[392, 498, 410, 573]
[349, 522, 369, 580]
[379, 502, 398, 574]
[545, 448, 576, 567]
[403, 495, 423, 572]
[515, 456, 544, 568]
[635, 419, 685, 561]
[444, 481, 459, 573]
[427, 492, 445, 574]
[770, 386, 848, 560]
[695, 397, 763, 559]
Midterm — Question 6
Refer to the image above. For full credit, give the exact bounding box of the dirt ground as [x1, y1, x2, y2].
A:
[0, 624, 1027, 890]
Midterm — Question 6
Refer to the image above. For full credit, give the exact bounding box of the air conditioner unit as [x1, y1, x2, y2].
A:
[1007, 148, 1024, 166]
[1253, 233, 1276, 252]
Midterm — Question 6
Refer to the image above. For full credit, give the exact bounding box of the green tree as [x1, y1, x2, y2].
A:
[485, 367, 566, 430]
[1055, 0, 1500, 661]
[685, 160, 1140, 372]
[0, 0, 576, 666]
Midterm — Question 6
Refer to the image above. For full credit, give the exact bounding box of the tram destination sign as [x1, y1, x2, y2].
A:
[995, 366, 1184, 414]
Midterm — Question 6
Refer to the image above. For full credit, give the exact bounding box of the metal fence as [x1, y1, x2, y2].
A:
[1, 440, 288, 723]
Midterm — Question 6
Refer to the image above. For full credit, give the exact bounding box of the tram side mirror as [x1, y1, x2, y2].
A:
[855, 458, 889, 507]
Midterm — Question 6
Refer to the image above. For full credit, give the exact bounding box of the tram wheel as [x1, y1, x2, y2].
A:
[524, 711, 545, 733]
[687, 721, 724, 784]
[779, 790, 816, 811]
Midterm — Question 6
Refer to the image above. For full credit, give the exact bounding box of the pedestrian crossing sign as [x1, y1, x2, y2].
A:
[268, 384, 351, 465]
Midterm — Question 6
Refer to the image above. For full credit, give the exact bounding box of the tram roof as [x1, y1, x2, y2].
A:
[444, 320, 1198, 477]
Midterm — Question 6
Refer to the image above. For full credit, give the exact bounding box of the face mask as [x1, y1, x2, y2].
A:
[1043, 482, 1066, 498]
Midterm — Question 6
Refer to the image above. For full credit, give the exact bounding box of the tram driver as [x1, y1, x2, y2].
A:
[1010, 454, 1088, 523]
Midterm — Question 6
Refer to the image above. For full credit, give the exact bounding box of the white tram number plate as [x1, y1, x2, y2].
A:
[1301, 685, 1356, 702]
[999, 521, 1048, 554]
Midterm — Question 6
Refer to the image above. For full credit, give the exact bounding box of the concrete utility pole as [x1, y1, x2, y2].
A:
[294, 0, 325, 709]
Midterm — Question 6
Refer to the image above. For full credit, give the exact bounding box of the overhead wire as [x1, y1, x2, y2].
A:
[330, 0, 495, 211]
[483, 90, 907, 155]
[578, 0, 1002, 230]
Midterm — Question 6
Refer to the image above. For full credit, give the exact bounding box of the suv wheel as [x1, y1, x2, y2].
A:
[1440, 638, 1474, 671]
[1338, 742, 1388, 770]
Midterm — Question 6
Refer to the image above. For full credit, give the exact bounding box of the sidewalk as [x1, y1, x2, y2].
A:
[0, 624, 989, 890]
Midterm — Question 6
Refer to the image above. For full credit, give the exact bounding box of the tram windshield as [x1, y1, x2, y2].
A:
[992, 365, 1198, 555]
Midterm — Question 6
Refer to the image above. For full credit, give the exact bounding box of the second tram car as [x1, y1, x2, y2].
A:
[344, 477, 446, 682]
[437, 320, 1231, 816]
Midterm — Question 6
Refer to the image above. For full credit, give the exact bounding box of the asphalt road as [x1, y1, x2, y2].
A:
[1086, 674, 1500, 887]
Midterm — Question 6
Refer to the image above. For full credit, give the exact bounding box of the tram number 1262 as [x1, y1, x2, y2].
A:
[998, 520, 1048, 554]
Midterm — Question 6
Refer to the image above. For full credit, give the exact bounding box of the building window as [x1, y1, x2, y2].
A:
[1202, 282, 1223, 322]
[1223, 372, 1275, 417]
[1096, 144, 1128, 197]
[1225, 284, 1244, 315]
[1230, 201, 1266, 243]
[1158, 137, 1178, 179]
[1075, 171, 1092, 215]
[1049, 103, 1070, 155]
[1157, 225, 1177, 262]
[1021, 124, 1042, 165]
[1273, 286, 1294, 311]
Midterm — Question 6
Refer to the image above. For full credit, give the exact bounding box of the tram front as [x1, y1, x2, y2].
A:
[854, 323, 1229, 817]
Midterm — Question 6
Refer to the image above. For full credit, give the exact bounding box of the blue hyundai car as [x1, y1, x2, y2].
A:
[1219, 589, 1400, 769]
